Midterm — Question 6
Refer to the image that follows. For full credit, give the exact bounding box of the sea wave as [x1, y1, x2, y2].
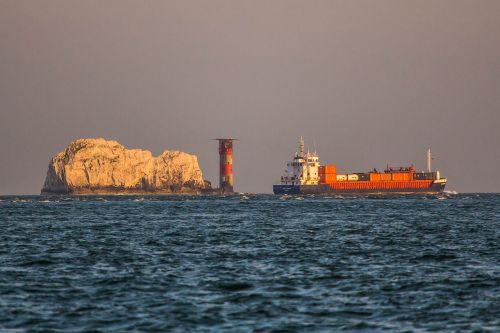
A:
[0, 194, 498, 332]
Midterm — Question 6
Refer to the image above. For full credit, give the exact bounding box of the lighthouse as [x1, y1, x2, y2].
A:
[215, 138, 236, 193]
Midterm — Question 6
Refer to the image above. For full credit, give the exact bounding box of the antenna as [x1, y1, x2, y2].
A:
[313, 137, 317, 155]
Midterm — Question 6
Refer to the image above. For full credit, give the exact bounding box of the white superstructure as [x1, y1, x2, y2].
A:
[280, 137, 320, 185]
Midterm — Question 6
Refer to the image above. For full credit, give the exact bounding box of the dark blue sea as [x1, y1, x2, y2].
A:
[1, 193, 499, 332]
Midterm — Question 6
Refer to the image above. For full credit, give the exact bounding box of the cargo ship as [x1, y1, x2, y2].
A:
[273, 137, 447, 195]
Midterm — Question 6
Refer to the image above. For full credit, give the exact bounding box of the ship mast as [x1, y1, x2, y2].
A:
[298, 136, 305, 158]
[427, 148, 432, 172]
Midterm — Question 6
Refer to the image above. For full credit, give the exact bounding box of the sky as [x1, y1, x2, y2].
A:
[1, 0, 499, 194]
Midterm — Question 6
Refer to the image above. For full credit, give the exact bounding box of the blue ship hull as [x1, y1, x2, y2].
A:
[273, 182, 445, 195]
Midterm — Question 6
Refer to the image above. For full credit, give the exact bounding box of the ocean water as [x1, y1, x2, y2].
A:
[0, 193, 499, 332]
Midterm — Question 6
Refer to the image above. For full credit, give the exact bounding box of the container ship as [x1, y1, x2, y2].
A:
[273, 137, 447, 195]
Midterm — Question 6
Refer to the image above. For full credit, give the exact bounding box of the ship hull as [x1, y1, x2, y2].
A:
[273, 182, 445, 195]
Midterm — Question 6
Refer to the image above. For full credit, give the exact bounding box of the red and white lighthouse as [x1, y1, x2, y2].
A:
[216, 138, 236, 193]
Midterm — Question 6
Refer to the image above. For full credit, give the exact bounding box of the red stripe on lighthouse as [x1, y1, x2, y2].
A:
[220, 164, 232, 174]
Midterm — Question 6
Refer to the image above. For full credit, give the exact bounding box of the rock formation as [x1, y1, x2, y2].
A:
[41, 138, 211, 194]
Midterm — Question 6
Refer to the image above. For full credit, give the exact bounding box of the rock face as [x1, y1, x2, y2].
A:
[41, 138, 211, 194]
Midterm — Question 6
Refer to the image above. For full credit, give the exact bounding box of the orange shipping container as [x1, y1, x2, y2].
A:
[392, 173, 402, 181]
[319, 165, 336, 184]
[392, 173, 411, 181]
[370, 173, 381, 181]
[325, 174, 336, 183]
[323, 165, 336, 174]
[320, 174, 336, 183]
[380, 173, 392, 181]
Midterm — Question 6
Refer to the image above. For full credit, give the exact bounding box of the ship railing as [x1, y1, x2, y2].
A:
[384, 165, 416, 173]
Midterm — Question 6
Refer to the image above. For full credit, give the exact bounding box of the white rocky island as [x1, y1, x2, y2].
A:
[41, 138, 211, 194]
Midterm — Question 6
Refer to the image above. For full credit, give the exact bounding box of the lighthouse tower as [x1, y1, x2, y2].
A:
[216, 138, 236, 193]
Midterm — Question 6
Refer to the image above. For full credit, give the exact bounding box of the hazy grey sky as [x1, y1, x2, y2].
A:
[1, 0, 499, 194]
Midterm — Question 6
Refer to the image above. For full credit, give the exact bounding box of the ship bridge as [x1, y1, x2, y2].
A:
[281, 137, 320, 185]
